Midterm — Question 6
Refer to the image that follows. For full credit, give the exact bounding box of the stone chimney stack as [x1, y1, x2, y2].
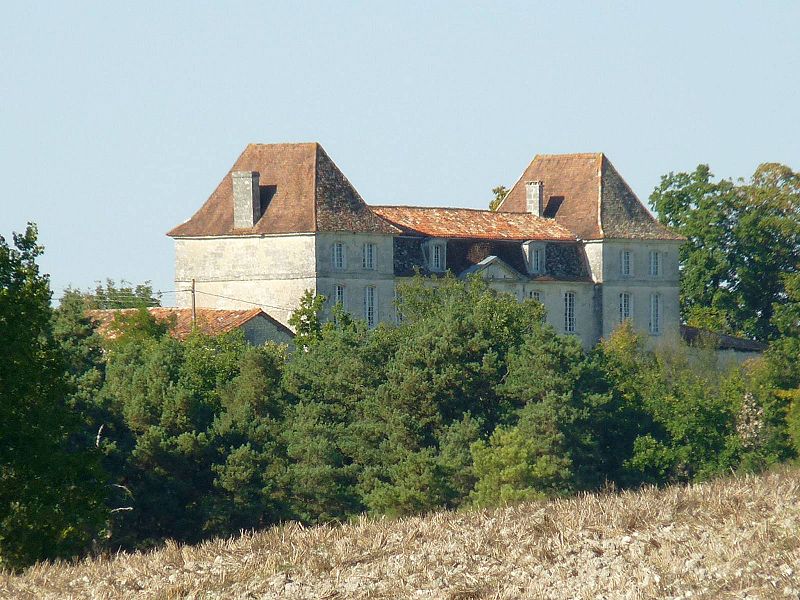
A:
[525, 180, 544, 217]
[232, 171, 260, 228]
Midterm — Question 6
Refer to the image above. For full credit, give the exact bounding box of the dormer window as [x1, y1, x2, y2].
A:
[523, 241, 546, 275]
[332, 242, 346, 270]
[424, 240, 446, 272]
[432, 244, 443, 270]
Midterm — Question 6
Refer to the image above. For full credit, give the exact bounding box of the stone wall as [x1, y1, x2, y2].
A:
[315, 232, 397, 325]
[174, 234, 317, 326]
[240, 315, 294, 347]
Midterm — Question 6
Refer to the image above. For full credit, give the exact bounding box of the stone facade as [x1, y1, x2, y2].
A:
[170, 144, 686, 349]
[174, 234, 317, 325]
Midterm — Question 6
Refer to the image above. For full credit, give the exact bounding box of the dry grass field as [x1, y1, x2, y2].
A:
[3, 467, 800, 599]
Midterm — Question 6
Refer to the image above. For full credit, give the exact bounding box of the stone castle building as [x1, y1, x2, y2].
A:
[168, 143, 685, 348]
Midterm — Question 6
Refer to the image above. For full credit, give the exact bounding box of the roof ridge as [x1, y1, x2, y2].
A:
[534, 152, 604, 159]
[600, 157, 685, 239]
[495, 154, 537, 212]
[374, 204, 498, 213]
[373, 204, 555, 217]
[312, 144, 320, 230]
[597, 154, 606, 237]
[245, 141, 320, 148]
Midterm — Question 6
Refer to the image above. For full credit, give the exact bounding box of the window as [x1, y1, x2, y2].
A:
[394, 286, 403, 324]
[649, 293, 661, 335]
[364, 286, 376, 328]
[649, 250, 661, 277]
[334, 284, 345, 308]
[532, 247, 544, 273]
[529, 290, 541, 302]
[564, 291, 576, 333]
[432, 244, 444, 271]
[362, 242, 376, 270]
[620, 250, 632, 277]
[332, 242, 346, 270]
[524, 242, 545, 274]
[619, 292, 631, 323]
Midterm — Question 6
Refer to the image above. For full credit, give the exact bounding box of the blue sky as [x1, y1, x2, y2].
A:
[2, 1, 798, 302]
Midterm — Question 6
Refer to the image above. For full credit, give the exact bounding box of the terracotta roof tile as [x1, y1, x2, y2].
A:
[499, 153, 684, 241]
[168, 143, 397, 237]
[86, 307, 293, 341]
[371, 206, 575, 241]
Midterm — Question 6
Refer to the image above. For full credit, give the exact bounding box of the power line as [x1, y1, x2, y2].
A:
[192, 290, 296, 312]
[53, 288, 299, 313]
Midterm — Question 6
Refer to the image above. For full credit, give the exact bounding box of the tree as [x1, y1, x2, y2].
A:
[81, 279, 161, 309]
[288, 290, 325, 350]
[356, 275, 545, 515]
[489, 185, 508, 211]
[470, 402, 574, 507]
[650, 163, 800, 340]
[593, 323, 792, 485]
[282, 312, 398, 523]
[0, 224, 106, 570]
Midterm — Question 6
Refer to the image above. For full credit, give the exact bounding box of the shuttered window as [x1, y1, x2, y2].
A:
[649, 293, 661, 334]
[364, 286, 376, 328]
[564, 291, 576, 333]
[332, 242, 346, 270]
[619, 292, 631, 323]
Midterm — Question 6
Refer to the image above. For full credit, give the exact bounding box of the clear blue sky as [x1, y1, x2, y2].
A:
[2, 1, 798, 302]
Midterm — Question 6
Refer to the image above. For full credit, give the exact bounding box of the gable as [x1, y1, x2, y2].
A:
[460, 256, 524, 281]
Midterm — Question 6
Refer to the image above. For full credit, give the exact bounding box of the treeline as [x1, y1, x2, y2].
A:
[2, 161, 799, 571]
[2, 227, 799, 571]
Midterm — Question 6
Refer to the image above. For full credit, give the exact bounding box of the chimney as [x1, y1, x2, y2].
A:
[525, 181, 544, 217]
[232, 171, 260, 228]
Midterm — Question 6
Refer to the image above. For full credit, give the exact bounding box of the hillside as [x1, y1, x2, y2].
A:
[3, 468, 800, 599]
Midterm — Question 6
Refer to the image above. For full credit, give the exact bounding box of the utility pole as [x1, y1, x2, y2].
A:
[191, 278, 196, 327]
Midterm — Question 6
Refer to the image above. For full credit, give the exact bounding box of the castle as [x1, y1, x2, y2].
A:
[168, 143, 684, 348]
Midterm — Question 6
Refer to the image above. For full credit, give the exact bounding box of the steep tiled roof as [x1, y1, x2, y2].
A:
[372, 206, 575, 241]
[86, 307, 293, 340]
[168, 143, 397, 237]
[498, 153, 684, 241]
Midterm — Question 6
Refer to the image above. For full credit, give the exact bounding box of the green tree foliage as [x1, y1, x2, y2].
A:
[288, 290, 325, 350]
[357, 276, 545, 515]
[650, 163, 800, 340]
[0, 225, 106, 571]
[81, 279, 161, 309]
[100, 325, 290, 550]
[282, 312, 399, 522]
[596, 324, 792, 484]
[488, 185, 508, 211]
[470, 403, 574, 506]
[6, 240, 798, 566]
